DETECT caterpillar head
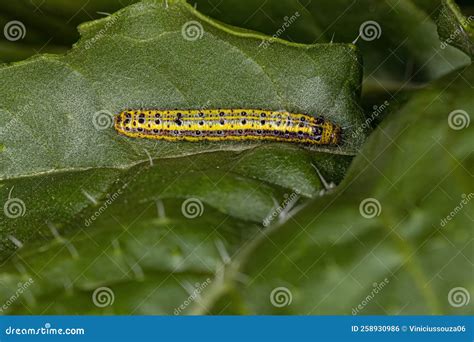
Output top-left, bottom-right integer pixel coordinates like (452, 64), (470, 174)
(321, 121), (342, 146)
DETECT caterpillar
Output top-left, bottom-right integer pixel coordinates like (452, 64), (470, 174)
(114, 109), (342, 145)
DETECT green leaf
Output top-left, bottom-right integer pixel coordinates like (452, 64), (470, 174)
(0, 0), (364, 313)
(198, 65), (474, 315)
(0, 0), (139, 48)
(436, 0), (474, 58)
(190, 0), (471, 91)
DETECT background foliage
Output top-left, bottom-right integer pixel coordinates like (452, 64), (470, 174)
(0, 0), (472, 315)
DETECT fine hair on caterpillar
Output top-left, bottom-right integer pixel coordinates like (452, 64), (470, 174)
(114, 108), (342, 146)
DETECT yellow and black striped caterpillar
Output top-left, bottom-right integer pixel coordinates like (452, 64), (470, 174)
(114, 109), (342, 145)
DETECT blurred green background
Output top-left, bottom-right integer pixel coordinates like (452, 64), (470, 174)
(0, 0), (472, 315)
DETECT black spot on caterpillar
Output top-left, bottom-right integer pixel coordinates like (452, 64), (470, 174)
(114, 109), (342, 145)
